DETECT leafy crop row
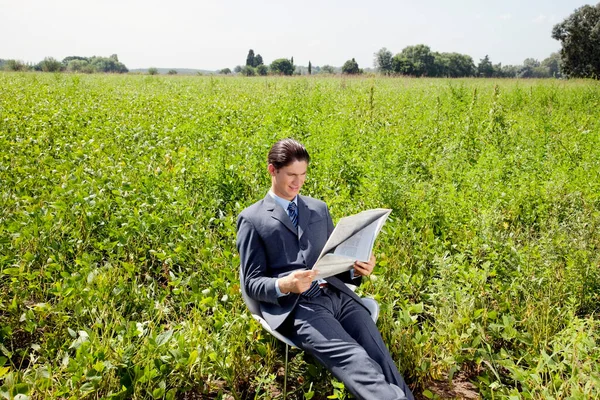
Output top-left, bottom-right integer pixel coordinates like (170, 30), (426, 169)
(1, 73), (599, 399)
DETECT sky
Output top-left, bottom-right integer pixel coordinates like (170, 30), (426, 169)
(0, 0), (590, 71)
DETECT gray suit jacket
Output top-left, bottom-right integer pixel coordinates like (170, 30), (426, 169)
(237, 194), (364, 330)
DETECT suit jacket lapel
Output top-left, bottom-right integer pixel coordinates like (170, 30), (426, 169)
(264, 194), (297, 235)
(297, 196), (310, 240)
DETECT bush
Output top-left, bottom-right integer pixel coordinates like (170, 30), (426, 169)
(37, 57), (63, 72)
(148, 67), (158, 75)
(256, 64), (268, 76)
(269, 58), (294, 75)
(3, 59), (29, 72)
(241, 66), (256, 76)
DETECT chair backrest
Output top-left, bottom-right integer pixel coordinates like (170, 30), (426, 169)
(239, 268), (263, 317)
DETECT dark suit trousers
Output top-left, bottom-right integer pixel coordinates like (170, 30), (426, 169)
(278, 287), (414, 400)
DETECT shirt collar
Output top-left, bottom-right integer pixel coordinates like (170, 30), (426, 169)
(268, 190), (297, 212)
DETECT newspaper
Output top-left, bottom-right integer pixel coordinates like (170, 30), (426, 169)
(312, 208), (391, 280)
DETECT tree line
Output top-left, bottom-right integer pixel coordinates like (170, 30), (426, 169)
(372, 46), (562, 78)
(2, 3), (598, 79)
(0, 54), (128, 73)
(223, 4), (599, 79)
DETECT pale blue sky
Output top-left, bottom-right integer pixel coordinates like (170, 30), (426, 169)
(0, 0), (590, 70)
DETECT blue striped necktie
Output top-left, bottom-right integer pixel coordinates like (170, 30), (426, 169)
(287, 201), (298, 228)
(288, 201), (320, 297)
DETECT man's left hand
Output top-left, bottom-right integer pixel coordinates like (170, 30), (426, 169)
(353, 254), (376, 277)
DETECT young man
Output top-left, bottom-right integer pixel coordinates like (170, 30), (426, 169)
(237, 138), (414, 400)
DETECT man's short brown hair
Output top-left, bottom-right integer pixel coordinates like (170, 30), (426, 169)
(267, 138), (310, 169)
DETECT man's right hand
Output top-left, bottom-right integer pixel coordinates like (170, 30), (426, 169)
(277, 270), (317, 294)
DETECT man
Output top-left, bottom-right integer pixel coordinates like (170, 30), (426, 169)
(237, 138), (414, 400)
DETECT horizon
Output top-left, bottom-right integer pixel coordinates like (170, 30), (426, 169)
(0, 0), (590, 71)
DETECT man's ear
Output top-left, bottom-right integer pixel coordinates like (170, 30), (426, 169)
(268, 164), (276, 177)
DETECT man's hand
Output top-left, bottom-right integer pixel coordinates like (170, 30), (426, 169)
(353, 254), (376, 277)
(278, 270), (317, 294)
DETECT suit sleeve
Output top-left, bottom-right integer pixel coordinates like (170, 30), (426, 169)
(237, 214), (280, 304)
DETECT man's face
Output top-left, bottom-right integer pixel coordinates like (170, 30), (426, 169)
(269, 160), (307, 201)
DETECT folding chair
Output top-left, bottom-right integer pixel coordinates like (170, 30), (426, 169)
(239, 269), (379, 398)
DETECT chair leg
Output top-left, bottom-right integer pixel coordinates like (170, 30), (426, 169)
(283, 343), (289, 398)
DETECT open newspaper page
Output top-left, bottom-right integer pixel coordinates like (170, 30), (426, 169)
(312, 209), (391, 280)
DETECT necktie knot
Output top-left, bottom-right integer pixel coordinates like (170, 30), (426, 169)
(287, 201), (298, 228)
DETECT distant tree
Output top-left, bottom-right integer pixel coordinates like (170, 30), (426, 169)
(291, 56), (294, 66)
(552, 3), (600, 78)
(517, 58), (540, 78)
(256, 64), (268, 76)
(37, 57), (63, 72)
(499, 64), (519, 78)
(391, 54), (414, 75)
(342, 58), (360, 74)
(308, 61), (312, 75)
(3, 59), (29, 71)
(246, 49), (255, 67)
(541, 52), (562, 77)
(270, 58), (294, 75)
(148, 67), (159, 75)
(399, 45), (435, 76)
(255, 54), (263, 66)
(67, 60), (93, 73)
(241, 65), (256, 76)
(220, 67), (232, 75)
(62, 56), (89, 66)
(440, 52), (475, 77)
(88, 55), (128, 73)
(477, 55), (494, 77)
(321, 65), (335, 74)
(167, 69), (178, 75)
(374, 47), (393, 75)
(234, 65), (242, 73)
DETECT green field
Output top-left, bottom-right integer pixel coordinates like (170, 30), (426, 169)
(1, 72), (599, 399)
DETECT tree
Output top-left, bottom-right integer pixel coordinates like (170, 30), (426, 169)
(256, 64), (268, 76)
(478, 55), (494, 77)
(234, 65), (242, 73)
(255, 54), (263, 66)
(67, 60), (92, 73)
(220, 67), (232, 75)
(167, 69), (177, 75)
(3, 59), (29, 71)
(88, 55), (128, 73)
(391, 54), (414, 75)
(321, 65), (335, 74)
(438, 52), (476, 77)
(393, 45), (435, 76)
(37, 57), (63, 72)
(342, 58), (360, 74)
(308, 61), (312, 75)
(148, 67), (158, 75)
(541, 52), (562, 77)
(246, 49), (255, 67)
(241, 65), (256, 76)
(62, 56), (89, 66)
(270, 58), (294, 75)
(552, 3), (600, 78)
(373, 47), (393, 75)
